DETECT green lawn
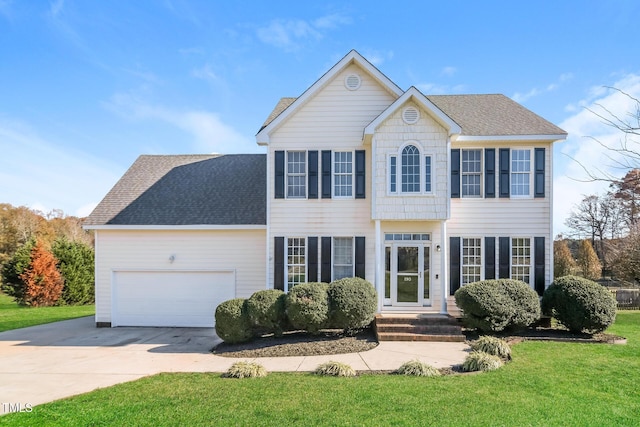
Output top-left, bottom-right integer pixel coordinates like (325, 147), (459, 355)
(0, 292), (94, 332)
(2, 312), (638, 426)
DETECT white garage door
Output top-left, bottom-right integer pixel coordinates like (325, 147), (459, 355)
(112, 270), (235, 327)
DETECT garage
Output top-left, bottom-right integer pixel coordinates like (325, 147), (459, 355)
(112, 270), (235, 327)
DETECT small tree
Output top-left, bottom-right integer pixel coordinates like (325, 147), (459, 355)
(0, 238), (35, 304)
(52, 238), (95, 305)
(554, 239), (577, 278)
(20, 241), (64, 307)
(576, 239), (602, 280)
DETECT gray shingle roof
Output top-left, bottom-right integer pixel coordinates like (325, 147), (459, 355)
(85, 154), (266, 226)
(260, 94), (566, 137)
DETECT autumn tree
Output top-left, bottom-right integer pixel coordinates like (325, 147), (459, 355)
(576, 239), (602, 281)
(610, 227), (640, 284)
(19, 241), (64, 307)
(52, 238), (95, 305)
(554, 240), (577, 278)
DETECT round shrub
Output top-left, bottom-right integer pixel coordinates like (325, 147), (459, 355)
(541, 275), (617, 333)
(214, 298), (252, 344)
(470, 336), (511, 360)
(246, 289), (288, 336)
(454, 279), (541, 332)
(395, 360), (441, 377)
(286, 282), (330, 333)
(328, 277), (377, 331)
(462, 351), (504, 372)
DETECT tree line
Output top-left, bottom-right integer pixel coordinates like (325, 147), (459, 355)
(0, 204), (94, 306)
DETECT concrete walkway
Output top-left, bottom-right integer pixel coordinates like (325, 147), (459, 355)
(0, 316), (469, 409)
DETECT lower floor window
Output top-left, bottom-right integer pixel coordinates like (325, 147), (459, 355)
(511, 237), (531, 283)
(287, 237), (306, 290)
(333, 237), (354, 280)
(462, 238), (482, 284)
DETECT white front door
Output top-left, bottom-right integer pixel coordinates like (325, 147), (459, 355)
(388, 244), (431, 306)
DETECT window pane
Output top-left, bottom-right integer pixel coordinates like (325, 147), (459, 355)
(461, 149), (481, 197)
(287, 151), (306, 198)
(462, 238), (482, 285)
(333, 237), (353, 280)
(425, 155), (432, 193)
(511, 150), (531, 196)
(390, 156), (397, 193)
(287, 238), (306, 289)
(511, 238), (531, 284)
(334, 152), (353, 197)
(401, 145), (420, 192)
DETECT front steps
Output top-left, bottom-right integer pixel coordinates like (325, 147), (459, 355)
(374, 314), (465, 342)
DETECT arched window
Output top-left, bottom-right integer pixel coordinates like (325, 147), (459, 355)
(401, 145), (420, 192)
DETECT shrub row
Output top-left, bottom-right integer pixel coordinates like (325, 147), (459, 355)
(454, 276), (616, 334)
(215, 278), (377, 343)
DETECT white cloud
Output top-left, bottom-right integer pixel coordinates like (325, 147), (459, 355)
(0, 0), (12, 19)
(0, 117), (122, 217)
(513, 72), (574, 103)
(104, 91), (254, 154)
(553, 73), (640, 236)
(191, 64), (219, 82)
(50, 0), (64, 18)
(361, 49), (394, 66)
(256, 13), (351, 51)
(441, 66), (457, 76)
(416, 82), (466, 95)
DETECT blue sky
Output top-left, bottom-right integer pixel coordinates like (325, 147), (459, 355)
(1, 1), (639, 235)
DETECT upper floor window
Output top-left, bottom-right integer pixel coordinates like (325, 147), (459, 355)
(401, 145), (420, 192)
(287, 151), (306, 198)
(511, 149), (531, 197)
(333, 152), (353, 197)
(462, 149), (482, 197)
(389, 144), (433, 195)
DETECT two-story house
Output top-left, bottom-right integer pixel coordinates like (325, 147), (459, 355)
(84, 50), (566, 328)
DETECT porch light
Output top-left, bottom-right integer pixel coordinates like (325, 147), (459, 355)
(436, 245), (441, 252)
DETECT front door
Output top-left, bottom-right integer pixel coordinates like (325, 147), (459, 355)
(389, 245), (431, 306)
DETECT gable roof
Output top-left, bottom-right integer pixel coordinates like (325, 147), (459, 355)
(84, 154), (266, 227)
(427, 94), (567, 140)
(256, 49), (403, 144)
(364, 86), (462, 140)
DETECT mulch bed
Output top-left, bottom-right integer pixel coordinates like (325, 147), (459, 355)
(212, 328), (378, 358)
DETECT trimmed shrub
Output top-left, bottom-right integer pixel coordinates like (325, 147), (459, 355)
(223, 362), (267, 379)
(0, 239), (35, 304)
(542, 275), (617, 333)
(314, 361), (356, 377)
(286, 282), (330, 333)
(470, 336), (511, 360)
(52, 238), (95, 305)
(328, 277), (377, 331)
(215, 298), (252, 344)
(454, 279), (541, 332)
(462, 351), (504, 372)
(246, 289), (288, 336)
(395, 360), (441, 377)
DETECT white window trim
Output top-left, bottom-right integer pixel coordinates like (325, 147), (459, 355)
(461, 148), (483, 199)
(286, 150), (307, 200)
(387, 143), (435, 196)
(510, 237), (533, 286)
(461, 237), (483, 285)
(332, 237), (355, 281)
(332, 151), (354, 199)
(285, 237), (306, 292)
(510, 147), (534, 199)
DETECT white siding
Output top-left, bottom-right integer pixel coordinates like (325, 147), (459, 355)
(95, 229), (266, 324)
(373, 101), (449, 220)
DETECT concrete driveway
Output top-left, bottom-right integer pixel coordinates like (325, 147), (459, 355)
(0, 316), (469, 410)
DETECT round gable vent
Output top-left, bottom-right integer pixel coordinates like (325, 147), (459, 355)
(402, 107), (420, 124)
(345, 74), (361, 90)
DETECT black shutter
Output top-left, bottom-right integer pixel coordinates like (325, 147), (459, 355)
(321, 237), (332, 282)
(355, 150), (366, 199)
(321, 150), (332, 199)
(451, 149), (460, 198)
(355, 237), (365, 279)
(274, 237), (285, 290)
(449, 237), (461, 295)
(485, 237), (496, 280)
(499, 237), (510, 278)
(535, 148), (545, 198)
(535, 237), (545, 295)
(308, 237), (318, 283)
(275, 151), (285, 199)
(499, 148), (510, 198)
(485, 148), (496, 198)
(308, 151), (318, 199)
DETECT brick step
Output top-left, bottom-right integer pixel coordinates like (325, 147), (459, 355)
(376, 332), (466, 342)
(375, 324), (462, 334)
(375, 314), (460, 326)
